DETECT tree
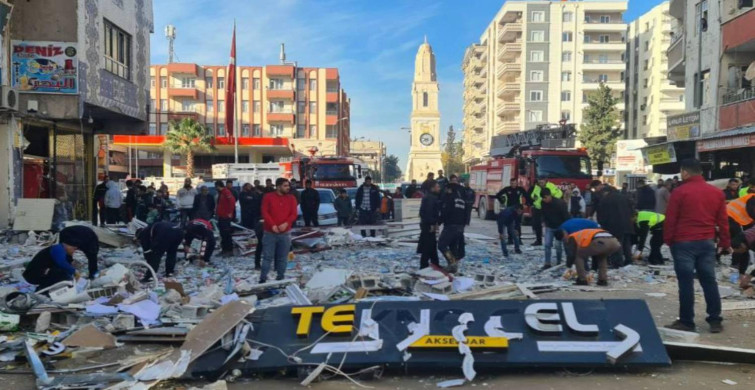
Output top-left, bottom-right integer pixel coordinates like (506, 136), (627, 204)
(579, 83), (622, 176)
(442, 125), (465, 177)
(382, 155), (402, 183)
(163, 118), (215, 178)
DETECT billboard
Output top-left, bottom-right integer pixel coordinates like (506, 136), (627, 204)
(11, 41), (78, 94)
(666, 111), (700, 142)
(615, 139), (647, 172)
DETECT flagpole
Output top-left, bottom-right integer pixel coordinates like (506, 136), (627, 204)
(232, 20), (239, 164)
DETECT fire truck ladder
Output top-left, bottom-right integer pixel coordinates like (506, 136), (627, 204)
(489, 123), (577, 157)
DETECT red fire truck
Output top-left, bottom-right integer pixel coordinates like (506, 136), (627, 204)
(470, 123), (593, 220)
(280, 148), (367, 189)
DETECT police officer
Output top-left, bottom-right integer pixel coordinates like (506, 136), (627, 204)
(529, 179), (563, 246)
(137, 221), (184, 281)
(183, 219), (216, 264)
(635, 211), (666, 265)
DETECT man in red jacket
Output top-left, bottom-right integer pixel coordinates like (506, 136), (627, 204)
(215, 180), (236, 257)
(259, 178), (298, 283)
(664, 159), (731, 334)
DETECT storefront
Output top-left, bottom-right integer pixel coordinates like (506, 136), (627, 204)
(696, 126), (755, 179)
(640, 111), (701, 175)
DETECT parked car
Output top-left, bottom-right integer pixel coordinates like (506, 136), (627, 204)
(295, 188), (338, 227)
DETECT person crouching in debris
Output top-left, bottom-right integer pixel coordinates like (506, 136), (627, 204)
(497, 205), (523, 259)
(558, 226), (620, 286)
(183, 219), (216, 265)
(437, 176), (467, 273)
(726, 193), (755, 274)
(731, 226), (755, 289)
(136, 221), (184, 281)
(23, 225), (100, 291)
(418, 181), (441, 268)
(259, 178), (298, 284)
(634, 210), (666, 265)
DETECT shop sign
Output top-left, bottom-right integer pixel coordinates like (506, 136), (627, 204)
(11, 41), (78, 94)
(666, 112), (701, 142)
(697, 134), (755, 152)
(190, 300), (670, 376)
(615, 140), (647, 172)
(642, 143), (677, 165)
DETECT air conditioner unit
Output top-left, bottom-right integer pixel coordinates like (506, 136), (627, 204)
(0, 86), (18, 111)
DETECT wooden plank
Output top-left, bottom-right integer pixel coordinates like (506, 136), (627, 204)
(722, 300), (755, 311)
(13, 199), (55, 231)
(450, 285), (519, 300)
(516, 284), (539, 300)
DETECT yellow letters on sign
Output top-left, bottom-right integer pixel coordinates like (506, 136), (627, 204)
(410, 335), (509, 349)
(291, 306), (325, 337)
(322, 304), (355, 334)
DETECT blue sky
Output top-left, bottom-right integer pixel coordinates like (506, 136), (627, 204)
(151, 0), (665, 167)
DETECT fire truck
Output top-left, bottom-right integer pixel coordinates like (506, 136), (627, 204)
(280, 148), (367, 189)
(469, 123), (593, 220)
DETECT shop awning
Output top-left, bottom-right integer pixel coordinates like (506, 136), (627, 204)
(697, 126), (755, 152)
(639, 139), (697, 174)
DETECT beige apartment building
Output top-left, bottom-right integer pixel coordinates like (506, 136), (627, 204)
(625, 1), (685, 140)
(350, 140), (386, 174)
(462, 0), (628, 167)
(109, 63), (350, 177)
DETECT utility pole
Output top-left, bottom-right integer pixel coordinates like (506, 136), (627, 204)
(165, 25), (176, 63)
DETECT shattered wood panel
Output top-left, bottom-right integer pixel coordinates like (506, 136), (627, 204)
(13, 199), (56, 231)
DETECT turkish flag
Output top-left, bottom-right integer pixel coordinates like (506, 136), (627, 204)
(224, 24), (236, 142)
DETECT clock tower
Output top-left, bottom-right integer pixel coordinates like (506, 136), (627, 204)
(405, 37), (443, 182)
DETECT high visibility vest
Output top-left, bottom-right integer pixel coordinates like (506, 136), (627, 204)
(567, 229), (609, 248)
(727, 194), (755, 226)
(532, 182), (563, 209)
(741, 187), (754, 197)
(637, 211), (665, 228)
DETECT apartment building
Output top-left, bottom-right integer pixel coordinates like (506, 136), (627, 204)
(110, 64), (350, 178)
(462, 0), (628, 168)
(350, 140), (386, 174)
(625, 2), (685, 140)
(654, 0), (755, 177)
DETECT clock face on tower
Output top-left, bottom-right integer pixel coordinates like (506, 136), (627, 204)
(419, 133), (434, 146)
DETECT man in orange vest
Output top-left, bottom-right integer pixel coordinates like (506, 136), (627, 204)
(562, 228), (621, 286)
(727, 194), (755, 275)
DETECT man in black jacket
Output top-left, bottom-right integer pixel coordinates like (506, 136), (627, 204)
(597, 186), (635, 267)
(495, 178), (528, 243)
(300, 180), (321, 227)
(541, 188), (570, 270)
(417, 182), (441, 268)
(635, 179), (656, 211)
(463, 180), (476, 226)
(421, 172), (436, 193)
(239, 183), (262, 230)
(183, 219), (216, 264)
(93, 175), (109, 226)
(437, 179), (467, 273)
(405, 180), (419, 198)
(356, 176), (381, 237)
(137, 221), (184, 281)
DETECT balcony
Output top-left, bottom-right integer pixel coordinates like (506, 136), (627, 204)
(669, 0), (686, 19)
(266, 65), (295, 77)
(166, 63), (198, 75)
(326, 92), (340, 102)
(325, 68), (339, 80)
(496, 120), (520, 134)
(667, 31), (685, 86)
(498, 62), (521, 78)
(720, 87), (755, 131)
(722, 6), (755, 51)
(498, 80), (521, 97)
(582, 20), (627, 32)
(165, 111), (199, 122)
(499, 42), (522, 60)
(267, 110), (295, 123)
(167, 86), (199, 99)
(659, 98), (685, 111)
(582, 78), (625, 90)
(498, 22), (522, 43)
(496, 100), (520, 116)
(267, 89), (295, 100)
(583, 41), (626, 52)
(582, 59), (625, 71)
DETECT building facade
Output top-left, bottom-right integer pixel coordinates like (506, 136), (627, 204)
(0, 0), (153, 228)
(350, 140), (385, 175)
(109, 63), (350, 178)
(462, 0), (628, 168)
(406, 39), (443, 182)
(625, 1), (685, 140)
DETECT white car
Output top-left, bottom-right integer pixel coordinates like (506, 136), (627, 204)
(295, 188), (338, 227)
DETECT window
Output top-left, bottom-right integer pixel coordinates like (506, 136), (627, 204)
(563, 12), (573, 22)
(598, 74), (608, 83)
(563, 32), (573, 42)
(561, 72), (571, 81)
(181, 99), (195, 112)
(696, 0), (708, 34)
(531, 11), (545, 22)
(160, 77), (167, 88)
(253, 101), (260, 113)
(529, 90), (543, 101)
(271, 124), (284, 136)
(269, 101), (284, 113)
(309, 101), (317, 112)
(423, 92), (428, 107)
(205, 77), (213, 89)
(149, 123), (156, 135)
(531, 30), (545, 42)
(561, 91), (571, 102)
(530, 50), (544, 62)
(644, 59), (649, 70)
(150, 76), (155, 87)
(206, 100), (213, 113)
(180, 77), (195, 88)
(326, 125), (338, 138)
(242, 124), (250, 137)
(528, 110), (543, 122)
(218, 77), (225, 89)
(252, 124), (261, 137)
(298, 101), (306, 113)
(253, 77), (260, 89)
(643, 115), (648, 125)
(269, 78), (284, 90)
(561, 111), (571, 121)
(599, 35), (610, 43)
(297, 78), (305, 90)
(600, 15), (611, 23)
(218, 124), (226, 136)
(296, 125), (306, 138)
(242, 101), (249, 113)
(150, 99), (155, 110)
(310, 125), (317, 138)
(644, 41), (650, 51)
(679, 94), (685, 102)
(562, 51), (572, 62)
(598, 54), (608, 64)
(241, 77), (249, 90)
(160, 99), (167, 111)
(530, 70), (544, 82)
(104, 20), (132, 80)
(584, 35), (593, 43)
(309, 79), (317, 91)
(643, 78), (649, 88)
(160, 123), (168, 134)
(218, 100), (225, 112)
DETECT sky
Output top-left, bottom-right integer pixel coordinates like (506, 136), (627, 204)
(151, 0), (666, 168)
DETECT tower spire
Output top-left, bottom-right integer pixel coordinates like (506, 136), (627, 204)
(424, 34), (427, 44)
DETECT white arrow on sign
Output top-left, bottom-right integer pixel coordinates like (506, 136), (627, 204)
(536, 323), (642, 365)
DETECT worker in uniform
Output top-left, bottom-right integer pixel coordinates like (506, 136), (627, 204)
(726, 193), (755, 274)
(183, 219), (216, 264)
(417, 182), (441, 268)
(496, 178), (528, 244)
(437, 177), (468, 273)
(635, 210), (666, 265)
(529, 179), (563, 246)
(739, 180), (755, 198)
(731, 225), (755, 289)
(137, 221), (184, 281)
(562, 228), (621, 286)
(22, 225), (101, 291)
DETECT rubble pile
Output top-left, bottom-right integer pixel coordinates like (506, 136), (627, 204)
(0, 221), (752, 388)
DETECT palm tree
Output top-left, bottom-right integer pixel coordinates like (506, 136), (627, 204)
(163, 118), (215, 178)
